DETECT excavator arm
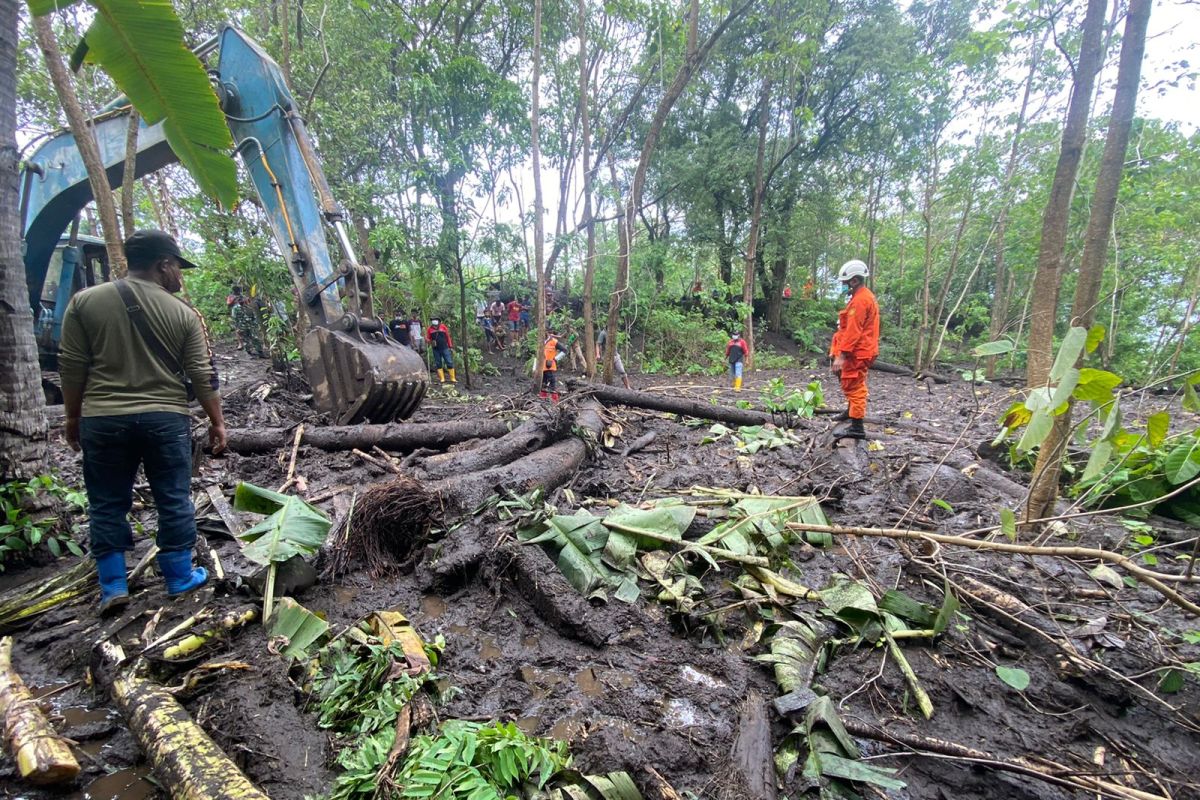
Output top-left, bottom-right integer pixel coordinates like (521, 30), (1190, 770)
(20, 24), (427, 423)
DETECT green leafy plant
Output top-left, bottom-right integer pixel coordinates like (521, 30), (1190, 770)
(0, 475), (88, 569)
(760, 378), (824, 426)
(232, 482), (332, 621)
(392, 720), (571, 800)
(701, 423), (802, 453)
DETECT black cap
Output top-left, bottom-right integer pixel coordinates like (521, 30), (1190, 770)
(124, 229), (199, 270)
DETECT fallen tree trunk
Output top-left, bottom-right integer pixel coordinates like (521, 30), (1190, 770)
(93, 641), (270, 800)
(568, 380), (802, 429)
(433, 403), (605, 514)
(223, 418), (512, 454)
(413, 410), (573, 480)
(0, 637), (80, 785)
(872, 359), (950, 384)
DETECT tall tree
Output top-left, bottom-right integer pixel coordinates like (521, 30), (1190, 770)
(0, 1), (49, 479)
(1023, 0), (1107, 387)
(578, 0), (598, 378)
(602, 0), (753, 382)
(531, 0), (546, 390)
(32, 14), (126, 273)
(1025, 0), (1153, 521)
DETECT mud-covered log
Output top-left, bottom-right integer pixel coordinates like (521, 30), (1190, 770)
(433, 403), (605, 514)
(731, 690), (777, 800)
(871, 359), (949, 384)
(568, 380), (797, 428)
(93, 641), (270, 800)
(413, 410), (573, 479)
(0, 637), (80, 785)
(223, 418), (512, 454)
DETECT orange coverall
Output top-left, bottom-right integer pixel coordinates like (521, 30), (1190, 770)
(830, 285), (880, 420)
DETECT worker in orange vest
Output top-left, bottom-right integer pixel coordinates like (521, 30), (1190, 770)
(830, 260), (879, 440)
(540, 328), (567, 402)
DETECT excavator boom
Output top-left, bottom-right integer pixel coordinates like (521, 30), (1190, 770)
(20, 25), (427, 424)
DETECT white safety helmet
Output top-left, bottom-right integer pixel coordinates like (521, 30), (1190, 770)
(838, 259), (869, 282)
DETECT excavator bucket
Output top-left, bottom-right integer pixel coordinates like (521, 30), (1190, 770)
(301, 328), (428, 424)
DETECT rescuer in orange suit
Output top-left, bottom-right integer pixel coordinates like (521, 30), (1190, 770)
(830, 259), (879, 440)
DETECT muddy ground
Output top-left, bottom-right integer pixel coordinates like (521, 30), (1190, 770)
(2, 340), (1198, 800)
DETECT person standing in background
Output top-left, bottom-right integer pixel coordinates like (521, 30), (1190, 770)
(829, 259), (880, 440)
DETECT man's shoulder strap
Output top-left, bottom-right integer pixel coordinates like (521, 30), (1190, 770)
(113, 279), (185, 376)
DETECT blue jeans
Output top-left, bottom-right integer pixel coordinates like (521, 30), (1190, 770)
(729, 361), (744, 379)
(432, 345), (454, 369)
(80, 412), (196, 558)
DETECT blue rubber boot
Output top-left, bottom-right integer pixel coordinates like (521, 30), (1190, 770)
(156, 550), (208, 597)
(95, 552), (129, 617)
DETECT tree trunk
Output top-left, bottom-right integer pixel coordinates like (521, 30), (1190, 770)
(578, 0), (597, 379)
(914, 140), (939, 372)
(120, 110), (139, 239)
(766, 255), (787, 332)
(741, 76), (771, 371)
(0, 4), (49, 480)
(1023, 0), (1107, 387)
(603, 0), (752, 383)
(1025, 0), (1151, 522)
(986, 31), (1045, 378)
(531, 0), (546, 392)
(94, 641), (270, 800)
(0, 638), (79, 784)
(223, 418), (510, 454)
(568, 379), (803, 429)
(32, 15), (126, 275)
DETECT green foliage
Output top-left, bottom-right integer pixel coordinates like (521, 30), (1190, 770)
(640, 306), (731, 376)
(316, 634), (446, 800)
(232, 482), (332, 566)
(760, 378), (824, 425)
(0, 475), (87, 568)
(393, 720), (571, 800)
(30, 0), (238, 208)
(701, 423), (802, 454)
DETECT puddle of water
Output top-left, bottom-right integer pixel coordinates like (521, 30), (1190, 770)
(331, 586), (357, 605)
(60, 707), (119, 727)
(478, 635), (502, 661)
(420, 595), (448, 619)
(31, 682), (74, 699)
(446, 624), (473, 637)
(516, 716), (541, 734)
(574, 668), (603, 698)
(608, 671), (636, 689)
(663, 698), (702, 728)
(548, 715), (585, 741)
(75, 767), (156, 800)
(679, 665), (726, 690)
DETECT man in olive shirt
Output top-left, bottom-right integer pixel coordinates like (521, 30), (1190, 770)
(60, 230), (227, 615)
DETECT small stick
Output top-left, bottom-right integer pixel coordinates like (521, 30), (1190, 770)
(209, 549), (224, 581)
(278, 424), (304, 493)
(307, 485), (351, 504)
(352, 448), (400, 474)
(884, 631), (933, 719)
(370, 446), (402, 471)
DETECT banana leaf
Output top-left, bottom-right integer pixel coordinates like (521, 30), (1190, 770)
(233, 482), (331, 566)
(268, 598), (329, 660)
(30, 0), (238, 209)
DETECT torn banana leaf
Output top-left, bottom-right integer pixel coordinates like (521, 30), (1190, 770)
(754, 618), (827, 694)
(267, 597), (329, 660)
(641, 552), (700, 614)
(878, 589), (936, 628)
(602, 504), (696, 547)
(819, 574), (882, 639)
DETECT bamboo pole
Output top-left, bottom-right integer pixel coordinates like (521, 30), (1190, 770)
(783, 521), (1200, 616)
(95, 641), (270, 800)
(0, 637), (80, 785)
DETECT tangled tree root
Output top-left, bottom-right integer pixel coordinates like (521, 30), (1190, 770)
(322, 476), (440, 579)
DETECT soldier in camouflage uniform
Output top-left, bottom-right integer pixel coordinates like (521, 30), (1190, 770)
(231, 298), (264, 357)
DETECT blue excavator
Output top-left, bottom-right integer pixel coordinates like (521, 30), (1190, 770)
(20, 25), (428, 424)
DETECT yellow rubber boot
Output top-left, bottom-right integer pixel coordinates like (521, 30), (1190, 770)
(734, 376), (743, 391)
(437, 368), (445, 383)
(448, 368), (457, 383)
